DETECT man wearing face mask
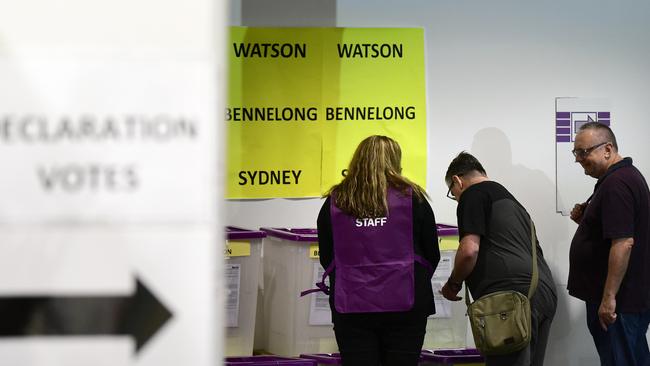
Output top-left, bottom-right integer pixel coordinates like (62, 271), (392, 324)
(568, 122), (650, 366)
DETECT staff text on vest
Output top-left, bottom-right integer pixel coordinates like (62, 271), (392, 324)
(356, 217), (387, 227)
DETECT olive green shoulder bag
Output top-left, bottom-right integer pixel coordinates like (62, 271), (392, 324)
(465, 220), (538, 355)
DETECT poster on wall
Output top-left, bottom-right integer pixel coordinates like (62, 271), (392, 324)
(226, 27), (427, 199)
(555, 97), (611, 215)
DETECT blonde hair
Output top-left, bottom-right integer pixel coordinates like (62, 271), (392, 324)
(326, 135), (428, 218)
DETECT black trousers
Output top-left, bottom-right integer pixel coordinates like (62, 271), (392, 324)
(333, 313), (427, 366)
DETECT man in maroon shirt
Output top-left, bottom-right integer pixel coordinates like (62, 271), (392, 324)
(568, 122), (650, 366)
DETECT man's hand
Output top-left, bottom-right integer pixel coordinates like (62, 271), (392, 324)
(440, 281), (462, 301)
(598, 296), (617, 331)
(599, 237), (633, 330)
(570, 202), (587, 224)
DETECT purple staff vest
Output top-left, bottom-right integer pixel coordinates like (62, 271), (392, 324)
(302, 188), (433, 313)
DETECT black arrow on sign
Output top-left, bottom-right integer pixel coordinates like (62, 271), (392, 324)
(0, 278), (171, 353)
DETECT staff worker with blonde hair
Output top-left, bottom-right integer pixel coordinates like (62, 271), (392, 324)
(309, 135), (440, 366)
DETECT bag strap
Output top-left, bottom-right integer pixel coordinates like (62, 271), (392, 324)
(527, 219), (538, 299)
(463, 217), (538, 305)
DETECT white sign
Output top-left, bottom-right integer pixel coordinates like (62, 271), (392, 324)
(0, 226), (217, 366)
(0, 0), (224, 365)
(555, 97), (611, 215)
(0, 54), (216, 223)
(430, 252), (453, 319)
(309, 263), (332, 325)
(225, 264), (242, 327)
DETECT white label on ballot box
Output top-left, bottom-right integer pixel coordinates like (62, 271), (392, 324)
(225, 263), (241, 327)
(430, 252), (453, 318)
(309, 263), (331, 325)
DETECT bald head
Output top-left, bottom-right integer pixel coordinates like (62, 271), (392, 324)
(577, 122), (618, 151)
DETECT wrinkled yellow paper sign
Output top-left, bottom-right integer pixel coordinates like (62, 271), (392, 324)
(227, 27), (427, 199)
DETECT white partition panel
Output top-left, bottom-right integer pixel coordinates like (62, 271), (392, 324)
(0, 0), (225, 365)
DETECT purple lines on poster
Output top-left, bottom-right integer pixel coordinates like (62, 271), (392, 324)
(555, 111), (610, 142)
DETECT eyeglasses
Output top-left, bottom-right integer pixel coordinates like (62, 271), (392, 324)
(446, 185), (456, 201)
(571, 142), (609, 159)
(446, 176), (461, 201)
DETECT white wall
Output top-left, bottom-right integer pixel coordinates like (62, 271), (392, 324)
(227, 1), (650, 364)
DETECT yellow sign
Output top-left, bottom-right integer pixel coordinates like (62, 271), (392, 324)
(227, 27), (427, 198)
(309, 243), (320, 258)
(320, 28), (427, 192)
(225, 240), (251, 257)
(439, 236), (460, 251)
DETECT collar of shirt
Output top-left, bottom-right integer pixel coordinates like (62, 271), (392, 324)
(594, 157), (633, 193)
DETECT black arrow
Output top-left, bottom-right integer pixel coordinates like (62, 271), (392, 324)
(0, 278), (172, 353)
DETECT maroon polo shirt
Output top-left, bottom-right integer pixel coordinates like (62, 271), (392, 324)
(568, 157), (650, 312)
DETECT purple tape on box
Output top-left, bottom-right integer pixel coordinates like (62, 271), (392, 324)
(260, 227), (318, 242)
(224, 355), (317, 366)
(260, 226), (456, 243)
(436, 223), (459, 237)
(226, 226), (267, 240)
(299, 353), (342, 365)
(420, 348), (484, 364)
